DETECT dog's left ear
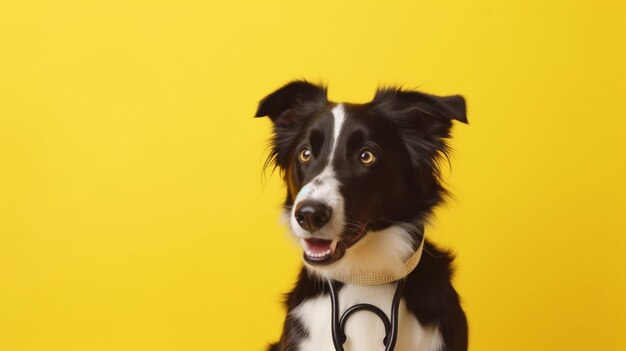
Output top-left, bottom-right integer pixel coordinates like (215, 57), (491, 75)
(434, 94), (468, 124)
(372, 88), (468, 141)
(373, 88), (468, 125)
(372, 88), (468, 172)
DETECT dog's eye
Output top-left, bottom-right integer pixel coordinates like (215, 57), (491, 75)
(359, 149), (376, 165)
(299, 147), (312, 163)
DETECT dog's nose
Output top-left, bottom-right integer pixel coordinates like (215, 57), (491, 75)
(295, 201), (332, 232)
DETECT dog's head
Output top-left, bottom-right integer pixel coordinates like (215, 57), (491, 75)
(256, 81), (467, 279)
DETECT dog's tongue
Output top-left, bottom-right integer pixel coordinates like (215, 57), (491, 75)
(304, 238), (333, 253)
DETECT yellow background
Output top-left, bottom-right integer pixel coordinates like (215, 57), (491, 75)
(1, 1), (625, 350)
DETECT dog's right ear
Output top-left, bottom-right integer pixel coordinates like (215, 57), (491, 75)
(255, 80), (327, 124)
(256, 81), (327, 171)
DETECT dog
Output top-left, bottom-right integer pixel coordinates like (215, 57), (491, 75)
(255, 81), (468, 351)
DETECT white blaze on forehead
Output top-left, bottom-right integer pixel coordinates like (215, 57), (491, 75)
(295, 103), (347, 203)
(329, 104), (346, 161)
(290, 104), (347, 239)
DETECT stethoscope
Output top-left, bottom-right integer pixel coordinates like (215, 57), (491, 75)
(327, 278), (406, 351)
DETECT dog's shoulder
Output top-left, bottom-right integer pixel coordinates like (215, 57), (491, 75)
(403, 241), (468, 350)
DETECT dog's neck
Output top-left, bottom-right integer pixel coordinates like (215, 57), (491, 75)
(326, 232), (425, 286)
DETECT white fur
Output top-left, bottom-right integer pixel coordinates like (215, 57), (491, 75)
(289, 104), (347, 241)
(329, 104), (345, 161)
(293, 283), (444, 351)
(290, 168), (346, 241)
(304, 224), (417, 280)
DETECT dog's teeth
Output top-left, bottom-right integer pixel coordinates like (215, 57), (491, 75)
(305, 249), (332, 258)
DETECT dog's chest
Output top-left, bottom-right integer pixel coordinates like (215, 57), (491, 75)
(293, 284), (443, 351)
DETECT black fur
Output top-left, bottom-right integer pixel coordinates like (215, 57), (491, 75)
(257, 81), (468, 350)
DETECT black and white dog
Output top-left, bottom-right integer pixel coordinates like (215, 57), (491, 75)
(255, 81), (468, 351)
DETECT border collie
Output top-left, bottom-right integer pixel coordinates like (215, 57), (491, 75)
(255, 81), (468, 351)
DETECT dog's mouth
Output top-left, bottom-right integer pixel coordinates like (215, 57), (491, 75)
(302, 238), (337, 261)
(302, 223), (368, 265)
